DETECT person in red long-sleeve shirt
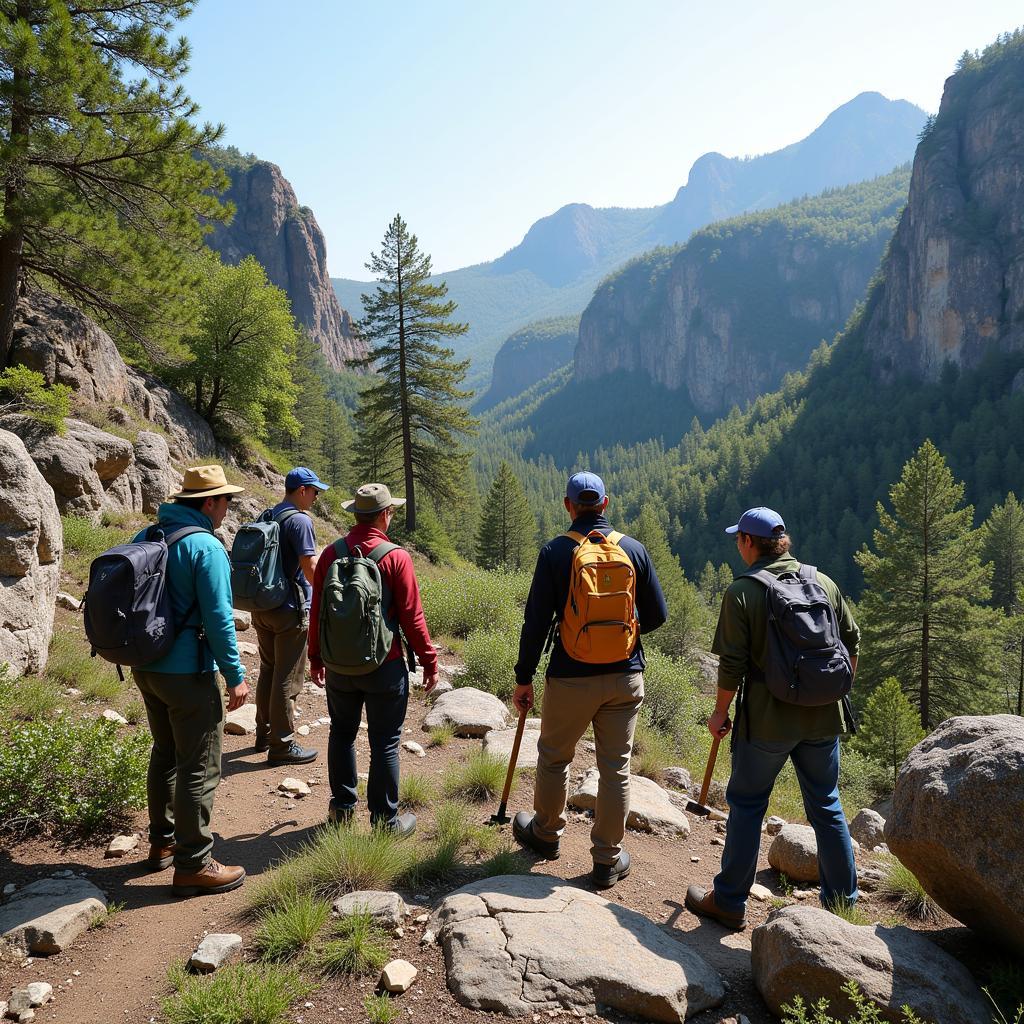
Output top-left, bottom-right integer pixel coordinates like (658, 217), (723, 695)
(309, 483), (437, 835)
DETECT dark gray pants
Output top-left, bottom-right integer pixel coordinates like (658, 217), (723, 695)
(132, 669), (224, 871)
(253, 605), (308, 756)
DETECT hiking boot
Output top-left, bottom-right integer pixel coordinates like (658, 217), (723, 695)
(171, 859), (246, 897)
(512, 811), (560, 859)
(684, 885), (746, 930)
(146, 842), (175, 871)
(386, 813), (417, 838)
(328, 802), (354, 827)
(593, 850), (631, 889)
(267, 742), (317, 766)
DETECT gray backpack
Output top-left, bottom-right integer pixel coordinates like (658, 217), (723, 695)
(745, 564), (853, 707)
(318, 538), (399, 675)
(230, 507), (302, 612)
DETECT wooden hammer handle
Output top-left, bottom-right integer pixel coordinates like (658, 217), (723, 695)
(698, 734), (722, 808)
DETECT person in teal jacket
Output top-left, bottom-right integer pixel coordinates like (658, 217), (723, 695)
(131, 465), (249, 897)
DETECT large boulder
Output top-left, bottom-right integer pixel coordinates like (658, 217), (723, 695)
(0, 430), (61, 675)
(885, 714), (1024, 957)
(430, 874), (724, 1021)
(570, 768), (690, 837)
(768, 824), (819, 883)
(423, 686), (510, 737)
(751, 905), (991, 1024)
(132, 431), (179, 512)
(482, 719), (541, 767)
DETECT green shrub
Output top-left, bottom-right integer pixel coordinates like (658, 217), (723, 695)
(0, 365), (70, 433)
(0, 672), (63, 720)
(782, 979), (928, 1023)
(877, 854), (937, 920)
(839, 747), (891, 817)
(398, 773), (436, 810)
(61, 515), (133, 582)
(641, 648), (706, 734)
(0, 717), (148, 835)
(364, 993), (399, 1024)
(254, 892), (331, 960)
(310, 910), (389, 976)
(163, 960), (309, 1024)
(45, 628), (123, 701)
(458, 628), (519, 699)
(631, 720), (676, 781)
(420, 566), (529, 637)
(442, 750), (511, 802)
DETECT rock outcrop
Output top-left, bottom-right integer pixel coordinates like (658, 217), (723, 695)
(570, 768), (690, 837)
(884, 714), (1024, 957)
(422, 687), (510, 737)
(0, 430), (61, 675)
(0, 877), (106, 954)
(861, 42), (1024, 379)
(205, 156), (364, 370)
(751, 905), (991, 1024)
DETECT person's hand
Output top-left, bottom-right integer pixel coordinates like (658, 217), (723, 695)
(707, 708), (731, 738)
(423, 667), (438, 694)
(513, 683), (534, 714)
(310, 661), (325, 688)
(226, 680), (249, 711)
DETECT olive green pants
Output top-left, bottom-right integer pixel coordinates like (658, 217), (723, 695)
(532, 671), (644, 865)
(132, 669), (224, 872)
(253, 605), (308, 756)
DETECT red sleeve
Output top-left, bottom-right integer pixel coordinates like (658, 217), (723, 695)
(382, 549), (437, 675)
(308, 543), (339, 668)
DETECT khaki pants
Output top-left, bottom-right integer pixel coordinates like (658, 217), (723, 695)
(253, 605), (308, 756)
(533, 671), (644, 865)
(133, 669), (224, 872)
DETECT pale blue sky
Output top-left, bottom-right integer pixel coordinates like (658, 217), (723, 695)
(181, 2), (1022, 278)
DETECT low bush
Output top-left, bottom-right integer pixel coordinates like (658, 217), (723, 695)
(0, 716), (148, 835)
(420, 566), (529, 638)
(163, 960), (309, 1024)
(782, 979), (927, 1023)
(442, 750), (511, 802)
(631, 720), (676, 782)
(0, 365), (70, 433)
(0, 671), (63, 721)
(838, 747), (890, 817)
(254, 892), (331, 961)
(641, 649), (707, 735)
(458, 629), (518, 699)
(877, 854), (937, 920)
(310, 910), (389, 976)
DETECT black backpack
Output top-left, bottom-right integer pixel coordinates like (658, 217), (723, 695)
(83, 524), (209, 673)
(745, 564), (853, 707)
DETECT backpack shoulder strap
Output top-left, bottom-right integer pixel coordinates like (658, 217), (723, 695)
(333, 537), (350, 558)
(274, 507), (302, 525)
(162, 525), (210, 547)
(798, 563), (819, 583)
(744, 568), (780, 589)
(564, 530), (587, 545)
(606, 530), (624, 546)
(367, 541), (399, 565)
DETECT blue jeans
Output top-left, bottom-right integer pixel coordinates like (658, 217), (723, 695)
(325, 660), (409, 827)
(713, 735), (858, 914)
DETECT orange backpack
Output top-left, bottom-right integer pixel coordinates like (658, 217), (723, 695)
(559, 529), (639, 663)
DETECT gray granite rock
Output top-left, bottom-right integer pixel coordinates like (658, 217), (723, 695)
(768, 824), (819, 883)
(189, 933), (243, 973)
(0, 878), (106, 954)
(422, 686), (509, 737)
(334, 891), (408, 930)
(482, 727), (540, 767)
(224, 703), (257, 735)
(570, 768), (689, 837)
(849, 808), (886, 849)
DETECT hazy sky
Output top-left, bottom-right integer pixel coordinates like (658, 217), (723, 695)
(181, 2), (1022, 278)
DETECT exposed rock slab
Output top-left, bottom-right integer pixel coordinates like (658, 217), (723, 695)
(570, 768), (690, 837)
(189, 933), (243, 973)
(432, 875), (723, 1020)
(482, 726), (541, 767)
(751, 905), (990, 1024)
(422, 687), (509, 737)
(133, 431), (179, 513)
(885, 714), (1024, 957)
(333, 891), (408, 930)
(0, 430), (61, 676)
(768, 824), (819, 882)
(0, 878), (107, 954)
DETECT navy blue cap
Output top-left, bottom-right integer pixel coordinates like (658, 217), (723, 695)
(566, 471), (606, 506)
(285, 467), (329, 492)
(725, 507), (785, 538)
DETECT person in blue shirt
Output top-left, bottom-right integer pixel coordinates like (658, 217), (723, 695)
(511, 472), (668, 889)
(252, 467), (328, 766)
(131, 465), (249, 897)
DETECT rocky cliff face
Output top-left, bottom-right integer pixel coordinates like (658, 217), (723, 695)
(575, 169), (909, 415)
(477, 316), (578, 411)
(206, 158), (363, 370)
(861, 43), (1024, 378)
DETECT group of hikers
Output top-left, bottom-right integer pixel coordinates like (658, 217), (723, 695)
(90, 463), (861, 926)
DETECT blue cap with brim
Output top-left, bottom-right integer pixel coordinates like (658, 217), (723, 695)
(566, 471), (606, 505)
(285, 467), (330, 492)
(725, 507), (785, 538)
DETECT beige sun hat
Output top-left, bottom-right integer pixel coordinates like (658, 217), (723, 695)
(341, 482), (406, 514)
(171, 464), (246, 500)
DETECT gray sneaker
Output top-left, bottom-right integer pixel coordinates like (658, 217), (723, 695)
(267, 742), (318, 766)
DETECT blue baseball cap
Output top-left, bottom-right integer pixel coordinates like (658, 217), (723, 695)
(725, 507), (785, 538)
(566, 471), (606, 506)
(285, 467), (330, 492)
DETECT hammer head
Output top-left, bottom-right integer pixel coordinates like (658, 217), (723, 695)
(488, 810), (511, 826)
(685, 799), (712, 817)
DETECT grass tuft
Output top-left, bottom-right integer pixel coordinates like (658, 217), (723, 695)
(477, 841), (531, 878)
(398, 773), (437, 810)
(878, 854), (938, 920)
(631, 720), (676, 782)
(822, 896), (871, 926)
(61, 515), (134, 584)
(309, 910), (389, 977)
(253, 892), (331, 961)
(364, 992), (400, 1024)
(45, 628), (123, 702)
(0, 672), (63, 721)
(442, 750), (511, 802)
(163, 960), (309, 1024)
(407, 800), (499, 884)
(426, 724), (455, 748)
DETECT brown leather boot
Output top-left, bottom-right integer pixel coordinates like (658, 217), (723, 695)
(146, 842), (175, 871)
(171, 859), (245, 897)
(684, 884), (747, 930)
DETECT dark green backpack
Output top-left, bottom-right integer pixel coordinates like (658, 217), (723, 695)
(318, 538), (399, 675)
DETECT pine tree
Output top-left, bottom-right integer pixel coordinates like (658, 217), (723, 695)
(476, 462), (537, 570)
(980, 492), (1024, 614)
(0, 0), (227, 365)
(353, 214), (476, 531)
(855, 440), (1002, 729)
(852, 676), (925, 790)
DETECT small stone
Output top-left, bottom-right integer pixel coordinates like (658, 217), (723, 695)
(237, 641), (258, 657)
(278, 778), (311, 798)
(57, 591), (81, 611)
(232, 609), (251, 632)
(402, 741), (426, 757)
(749, 883), (774, 902)
(711, 836), (724, 846)
(296, 725), (310, 737)
(189, 933), (243, 973)
(318, 716), (331, 726)
(420, 930), (435, 946)
(793, 888), (816, 900)
(359, 721), (368, 732)
(690, 856), (700, 863)
(104, 834), (138, 858)
(0, 1003), (5, 1020)
(413, 913), (429, 924)
(662, 766), (693, 792)
(334, 892), (408, 929)
(304, 1002), (314, 1009)
(381, 959), (417, 993)
(584, 741), (596, 753)
(101, 709), (128, 725)
(224, 704), (257, 735)
(394, 927), (404, 938)
(17, 1011), (34, 1023)
(765, 815), (786, 836)
(65, 688), (82, 698)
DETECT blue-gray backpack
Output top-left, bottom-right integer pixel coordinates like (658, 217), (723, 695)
(230, 507), (302, 611)
(318, 538), (399, 675)
(83, 524), (209, 672)
(745, 564), (853, 707)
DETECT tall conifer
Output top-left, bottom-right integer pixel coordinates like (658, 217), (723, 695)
(980, 492), (1024, 614)
(852, 676), (925, 789)
(476, 462), (536, 570)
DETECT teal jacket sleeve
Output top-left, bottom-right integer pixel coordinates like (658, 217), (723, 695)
(193, 539), (245, 687)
